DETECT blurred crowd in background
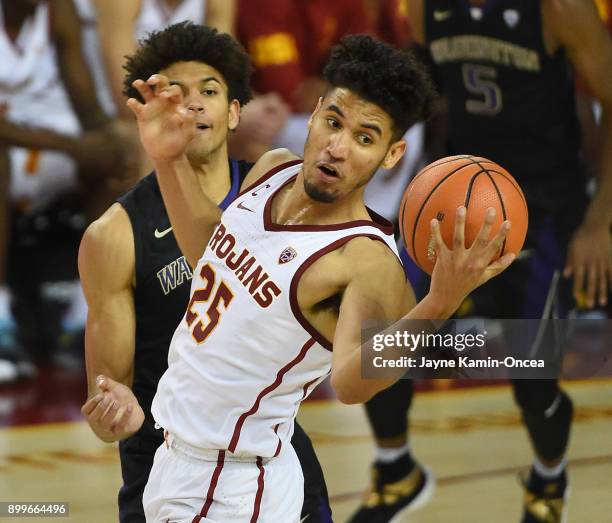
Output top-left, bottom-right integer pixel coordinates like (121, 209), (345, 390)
(0, 0), (610, 384)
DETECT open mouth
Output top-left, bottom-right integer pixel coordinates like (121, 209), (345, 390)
(196, 123), (211, 131)
(318, 164), (340, 178)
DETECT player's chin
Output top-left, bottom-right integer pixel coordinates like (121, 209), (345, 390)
(303, 179), (338, 203)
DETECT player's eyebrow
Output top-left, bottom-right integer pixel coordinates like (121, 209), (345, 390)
(168, 77), (223, 89)
(199, 76), (222, 85)
(327, 103), (382, 137)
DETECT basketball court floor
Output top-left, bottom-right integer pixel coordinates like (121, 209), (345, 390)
(1, 374), (611, 522)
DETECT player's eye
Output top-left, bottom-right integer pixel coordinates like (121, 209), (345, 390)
(357, 134), (373, 145)
(202, 89), (217, 96)
(326, 117), (340, 129)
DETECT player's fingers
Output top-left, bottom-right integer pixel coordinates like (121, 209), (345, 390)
(88, 394), (112, 422)
(586, 264), (597, 308)
(110, 403), (133, 433)
(598, 262), (608, 307)
(430, 218), (447, 255)
(572, 264), (585, 305)
(125, 98), (144, 117)
(481, 252), (516, 283)
(163, 84), (183, 104)
(96, 374), (119, 393)
(81, 394), (103, 416)
(148, 74), (170, 92)
(99, 398), (120, 423)
(131, 79), (154, 102)
(483, 220), (511, 261)
(472, 207), (496, 250)
(453, 206), (466, 249)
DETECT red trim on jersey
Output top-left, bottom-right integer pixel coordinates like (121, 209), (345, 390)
(228, 338), (315, 453)
(237, 159), (303, 198)
(301, 377), (320, 399)
(273, 424), (282, 457)
(264, 175), (394, 234)
(289, 234), (394, 351)
(250, 457), (266, 523)
(192, 450), (225, 523)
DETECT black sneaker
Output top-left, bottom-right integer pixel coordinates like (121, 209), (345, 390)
(348, 456), (435, 523)
(520, 468), (568, 523)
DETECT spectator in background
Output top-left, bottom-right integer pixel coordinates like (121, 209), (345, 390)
(0, 0), (134, 380)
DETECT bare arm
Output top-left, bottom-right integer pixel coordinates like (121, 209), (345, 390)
(331, 207), (514, 404)
(544, 0), (612, 307)
(79, 203), (144, 442)
(93, 0), (140, 118)
(206, 0), (236, 35)
(50, 0), (110, 129)
(127, 76), (223, 267)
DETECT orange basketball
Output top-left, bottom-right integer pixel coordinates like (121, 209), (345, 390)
(399, 155), (528, 275)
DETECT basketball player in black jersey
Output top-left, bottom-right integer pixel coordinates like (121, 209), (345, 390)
(349, 2), (612, 523)
(79, 23), (331, 523)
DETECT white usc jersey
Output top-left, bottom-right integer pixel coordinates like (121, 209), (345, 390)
(152, 161), (400, 457)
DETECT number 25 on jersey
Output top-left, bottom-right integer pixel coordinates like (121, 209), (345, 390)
(186, 263), (234, 344)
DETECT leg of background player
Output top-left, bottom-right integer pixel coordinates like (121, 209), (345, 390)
(348, 379), (434, 523)
(512, 380), (573, 523)
(292, 421), (333, 523)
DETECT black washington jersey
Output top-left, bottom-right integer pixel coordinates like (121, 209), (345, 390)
(424, 0), (584, 210)
(116, 158), (252, 433)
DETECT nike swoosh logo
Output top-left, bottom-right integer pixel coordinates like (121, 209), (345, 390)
(237, 201), (254, 212)
(154, 226), (173, 239)
(300, 517), (309, 522)
(434, 9), (453, 21)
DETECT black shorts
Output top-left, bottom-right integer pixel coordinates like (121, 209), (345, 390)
(118, 419), (332, 523)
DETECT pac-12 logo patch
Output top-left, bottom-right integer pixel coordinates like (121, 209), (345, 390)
(278, 247), (297, 264)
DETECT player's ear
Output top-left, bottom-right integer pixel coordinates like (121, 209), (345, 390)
(228, 99), (240, 131)
(382, 139), (407, 169)
(307, 97), (323, 129)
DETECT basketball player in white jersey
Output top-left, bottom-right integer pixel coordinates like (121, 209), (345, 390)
(89, 35), (515, 522)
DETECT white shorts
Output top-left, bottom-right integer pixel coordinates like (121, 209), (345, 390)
(9, 147), (77, 212)
(143, 433), (304, 523)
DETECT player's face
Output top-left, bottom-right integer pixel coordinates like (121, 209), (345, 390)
(302, 88), (406, 203)
(158, 61), (240, 164)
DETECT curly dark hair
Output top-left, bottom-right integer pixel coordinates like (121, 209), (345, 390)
(323, 34), (437, 140)
(123, 22), (253, 106)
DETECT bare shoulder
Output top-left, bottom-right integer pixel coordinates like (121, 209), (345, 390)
(240, 148), (302, 192)
(341, 236), (413, 316)
(342, 236), (404, 279)
(79, 203), (135, 291)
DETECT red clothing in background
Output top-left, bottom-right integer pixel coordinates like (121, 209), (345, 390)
(237, 0), (372, 109)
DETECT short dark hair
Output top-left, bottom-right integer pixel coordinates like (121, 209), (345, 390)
(123, 22), (253, 106)
(323, 34), (436, 140)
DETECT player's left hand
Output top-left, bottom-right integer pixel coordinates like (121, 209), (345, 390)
(564, 222), (612, 308)
(81, 375), (145, 443)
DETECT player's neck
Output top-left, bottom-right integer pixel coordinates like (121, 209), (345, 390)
(191, 146), (232, 207)
(273, 173), (370, 227)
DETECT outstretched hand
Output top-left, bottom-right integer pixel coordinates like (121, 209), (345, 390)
(428, 206), (516, 312)
(81, 375), (145, 443)
(126, 75), (195, 162)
